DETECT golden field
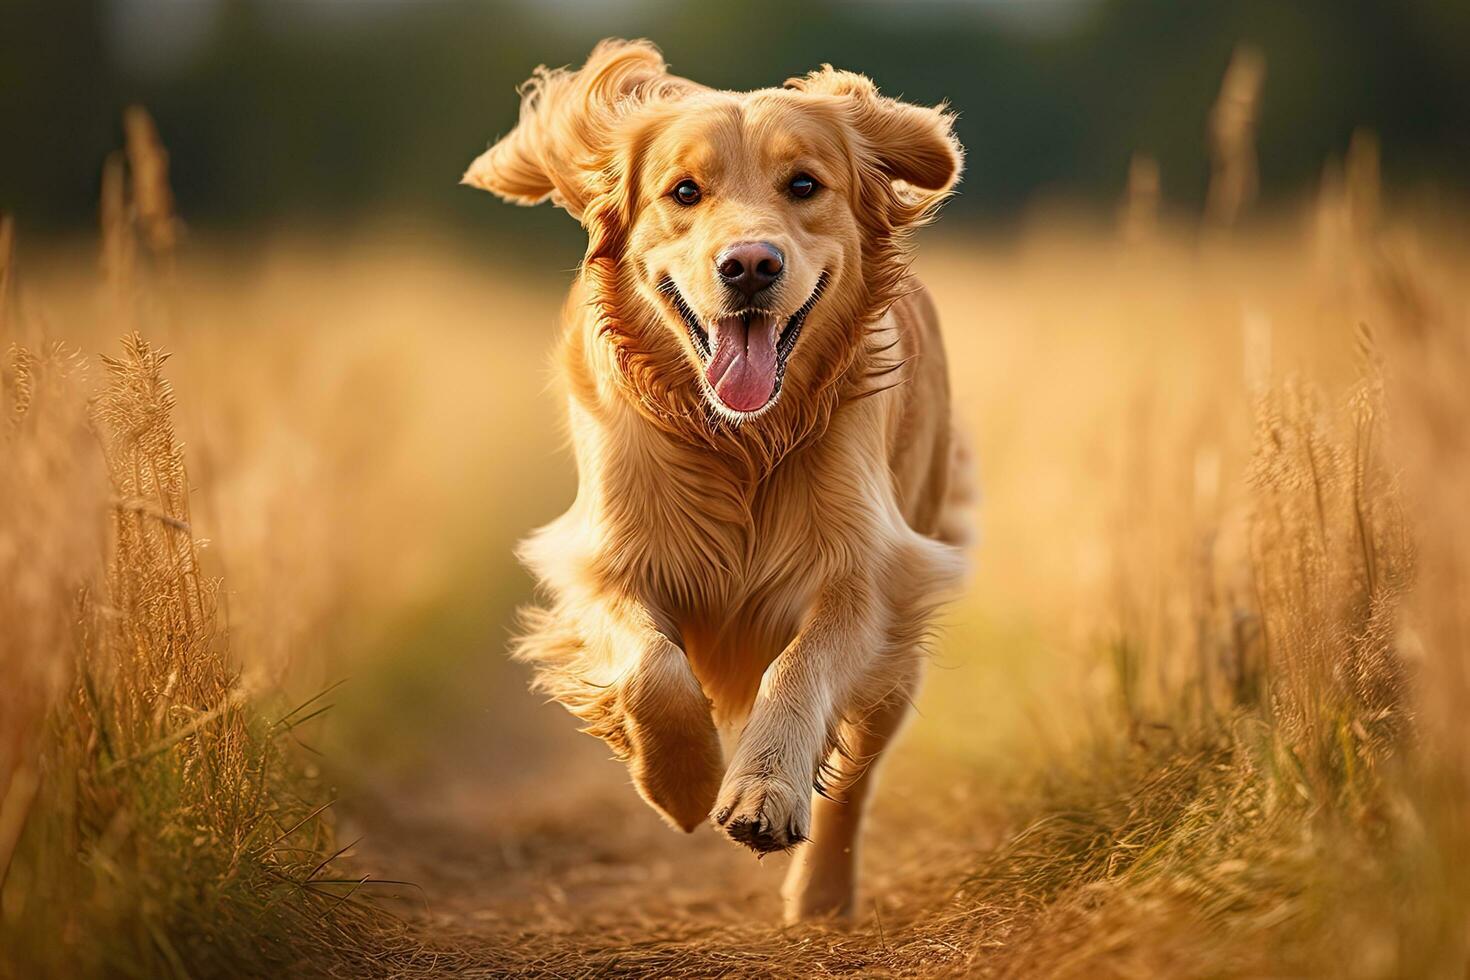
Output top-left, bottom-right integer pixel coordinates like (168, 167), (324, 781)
(3, 118), (1470, 976)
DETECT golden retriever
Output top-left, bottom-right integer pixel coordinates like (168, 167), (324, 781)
(464, 39), (968, 923)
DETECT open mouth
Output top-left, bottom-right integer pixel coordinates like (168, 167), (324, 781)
(659, 272), (828, 415)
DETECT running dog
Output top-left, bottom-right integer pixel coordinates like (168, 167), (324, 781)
(464, 39), (968, 922)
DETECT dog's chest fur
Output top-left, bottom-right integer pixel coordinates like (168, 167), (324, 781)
(516, 290), (956, 728)
(525, 391), (895, 723)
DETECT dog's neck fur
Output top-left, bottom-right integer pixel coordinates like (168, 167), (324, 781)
(571, 282), (862, 493)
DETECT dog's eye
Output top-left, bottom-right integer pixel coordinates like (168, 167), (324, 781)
(672, 180), (702, 206)
(789, 174), (818, 199)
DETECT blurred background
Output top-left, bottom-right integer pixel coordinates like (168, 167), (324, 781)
(4, 0), (1468, 242)
(5, 2), (1470, 974)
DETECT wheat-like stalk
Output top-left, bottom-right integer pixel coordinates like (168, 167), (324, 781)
(1207, 45), (1266, 228)
(0, 113), (440, 979)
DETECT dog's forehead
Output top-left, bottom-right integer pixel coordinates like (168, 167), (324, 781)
(641, 92), (846, 174)
(743, 92), (846, 159)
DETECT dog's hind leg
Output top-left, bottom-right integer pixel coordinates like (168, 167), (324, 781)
(780, 656), (922, 923)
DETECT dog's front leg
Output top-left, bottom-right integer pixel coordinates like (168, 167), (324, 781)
(583, 600), (724, 833)
(711, 575), (882, 854)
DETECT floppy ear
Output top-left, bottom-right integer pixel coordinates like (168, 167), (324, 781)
(785, 67), (963, 213)
(463, 39), (691, 220)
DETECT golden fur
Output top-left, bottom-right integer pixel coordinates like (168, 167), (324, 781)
(465, 39), (968, 922)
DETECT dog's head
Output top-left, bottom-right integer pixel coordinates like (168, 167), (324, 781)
(465, 40), (961, 425)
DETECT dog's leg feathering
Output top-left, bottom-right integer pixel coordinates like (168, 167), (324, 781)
(520, 599), (724, 832)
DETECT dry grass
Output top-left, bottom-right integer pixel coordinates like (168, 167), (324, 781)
(3, 85), (1470, 978)
(914, 154), (1464, 976)
(0, 115), (450, 978)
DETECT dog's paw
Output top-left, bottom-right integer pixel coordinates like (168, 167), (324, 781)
(621, 642), (724, 833)
(711, 768), (810, 854)
(626, 707), (723, 833)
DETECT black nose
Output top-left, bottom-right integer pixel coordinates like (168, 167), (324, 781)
(716, 242), (784, 299)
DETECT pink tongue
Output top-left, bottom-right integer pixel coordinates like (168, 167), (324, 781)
(705, 313), (779, 412)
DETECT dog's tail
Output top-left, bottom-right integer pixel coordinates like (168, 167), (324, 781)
(936, 424), (979, 551)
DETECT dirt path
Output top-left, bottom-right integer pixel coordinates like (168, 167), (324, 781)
(342, 671), (1005, 977)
